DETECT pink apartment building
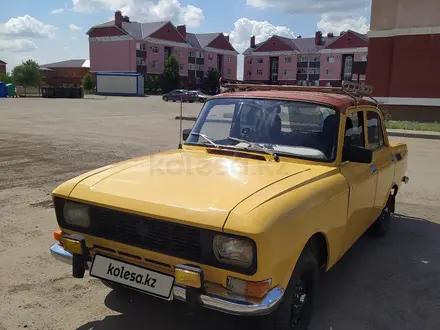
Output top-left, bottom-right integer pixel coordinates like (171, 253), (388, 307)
(87, 11), (238, 88)
(243, 31), (368, 87)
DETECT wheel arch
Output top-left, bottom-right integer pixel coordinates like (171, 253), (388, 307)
(308, 232), (329, 271)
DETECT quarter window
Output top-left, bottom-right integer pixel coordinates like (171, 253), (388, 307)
(367, 111), (384, 149)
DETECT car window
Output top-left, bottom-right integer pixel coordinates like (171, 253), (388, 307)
(344, 111), (365, 147)
(367, 111), (384, 149)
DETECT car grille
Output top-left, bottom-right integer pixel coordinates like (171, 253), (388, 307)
(90, 207), (203, 261)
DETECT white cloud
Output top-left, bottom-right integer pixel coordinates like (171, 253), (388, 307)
(246, 0), (371, 34)
(51, 8), (64, 14)
(69, 24), (81, 31)
(229, 17), (296, 53)
(71, 0), (205, 28)
(317, 14), (370, 34)
(0, 15), (57, 39)
(229, 18), (296, 80)
(0, 39), (36, 52)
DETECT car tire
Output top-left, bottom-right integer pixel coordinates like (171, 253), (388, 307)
(369, 196), (392, 237)
(260, 245), (318, 330)
(199, 98), (205, 103)
(163, 96), (168, 102)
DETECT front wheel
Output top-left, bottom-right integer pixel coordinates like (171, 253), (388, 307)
(163, 96), (168, 102)
(260, 247), (318, 330)
(199, 98), (205, 103)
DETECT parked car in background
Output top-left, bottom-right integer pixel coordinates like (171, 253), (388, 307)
(162, 89), (188, 102)
(186, 90), (209, 103)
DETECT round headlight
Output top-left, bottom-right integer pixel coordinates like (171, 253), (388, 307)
(213, 235), (254, 268)
(63, 202), (91, 228)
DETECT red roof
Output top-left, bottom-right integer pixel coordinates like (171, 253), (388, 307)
(212, 91), (376, 113)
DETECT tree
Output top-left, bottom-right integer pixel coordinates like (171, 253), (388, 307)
(83, 73), (96, 92)
(11, 60), (41, 94)
(145, 75), (161, 93)
(204, 67), (220, 94)
(0, 72), (12, 83)
(162, 55), (180, 92)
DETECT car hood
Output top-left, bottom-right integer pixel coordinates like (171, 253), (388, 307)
(68, 149), (314, 230)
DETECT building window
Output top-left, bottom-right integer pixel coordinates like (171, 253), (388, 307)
(309, 68), (319, 74)
(310, 55), (320, 62)
(344, 56), (353, 80)
(361, 55), (368, 62)
(197, 51), (204, 58)
(257, 58), (264, 64)
(297, 80), (306, 86)
(151, 60), (158, 68)
(196, 65), (204, 71)
(285, 56), (292, 64)
(228, 56), (232, 63)
(189, 63), (196, 70)
(257, 70), (263, 76)
(313, 80), (320, 86)
(297, 67), (307, 74)
(326, 69), (333, 76)
(327, 56), (335, 63)
(64, 72), (68, 77)
(151, 46), (159, 53)
(189, 51), (196, 57)
(284, 70), (291, 76)
(137, 43), (146, 51)
(247, 71), (252, 76)
(248, 58), (252, 64)
(227, 68), (232, 74)
(300, 56), (308, 62)
(208, 54), (213, 60)
(179, 64), (184, 70)
(136, 58), (146, 65)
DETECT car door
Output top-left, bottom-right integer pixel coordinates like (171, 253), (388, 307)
(340, 109), (378, 253)
(366, 110), (394, 219)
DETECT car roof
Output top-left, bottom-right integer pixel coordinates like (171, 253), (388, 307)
(210, 91), (376, 113)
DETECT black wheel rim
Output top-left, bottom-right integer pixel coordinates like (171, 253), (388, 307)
(290, 276), (311, 328)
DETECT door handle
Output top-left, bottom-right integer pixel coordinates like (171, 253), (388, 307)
(369, 165), (377, 174)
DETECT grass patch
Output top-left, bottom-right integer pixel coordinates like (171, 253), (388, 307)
(385, 121), (440, 132)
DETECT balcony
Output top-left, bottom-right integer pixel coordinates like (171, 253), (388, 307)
(309, 74), (320, 81)
(196, 70), (204, 79)
(309, 61), (320, 68)
(136, 50), (146, 58)
(297, 62), (308, 68)
(137, 65), (147, 74)
(296, 73), (307, 80)
(196, 58), (205, 65)
(188, 57), (196, 64)
(188, 70), (196, 77)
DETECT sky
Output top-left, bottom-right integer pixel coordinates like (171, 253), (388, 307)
(0, 0), (372, 78)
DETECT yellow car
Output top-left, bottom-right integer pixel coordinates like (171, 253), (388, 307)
(50, 82), (408, 330)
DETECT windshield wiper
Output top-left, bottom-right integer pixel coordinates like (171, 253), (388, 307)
(190, 132), (219, 148)
(227, 137), (280, 162)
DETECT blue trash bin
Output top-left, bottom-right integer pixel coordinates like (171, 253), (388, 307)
(0, 82), (7, 98)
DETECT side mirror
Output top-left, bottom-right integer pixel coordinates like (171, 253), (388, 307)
(182, 128), (191, 141)
(343, 145), (372, 164)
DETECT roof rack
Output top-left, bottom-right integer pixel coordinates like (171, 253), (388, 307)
(219, 78), (377, 106)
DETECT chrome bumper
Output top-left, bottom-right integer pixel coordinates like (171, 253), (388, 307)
(50, 243), (284, 316)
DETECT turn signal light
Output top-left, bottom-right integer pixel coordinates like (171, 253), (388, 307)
(227, 277), (271, 298)
(53, 230), (62, 242)
(175, 265), (203, 289)
(61, 237), (83, 255)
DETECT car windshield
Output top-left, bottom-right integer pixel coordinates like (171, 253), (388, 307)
(186, 98), (339, 162)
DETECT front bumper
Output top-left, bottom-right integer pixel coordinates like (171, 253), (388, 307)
(50, 243), (284, 316)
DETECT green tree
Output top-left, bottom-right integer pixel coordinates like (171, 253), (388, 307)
(204, 67), (220, 94)
(11, 60), (41, 94)
(145, 75), (161, 93)
(82, 73), (96, 92)
(162, 55), (180, 92)
(0, 72), (12, 83)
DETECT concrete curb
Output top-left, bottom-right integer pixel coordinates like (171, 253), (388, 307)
(387, 130), (440, 140)
(174, 117), (440, 140)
